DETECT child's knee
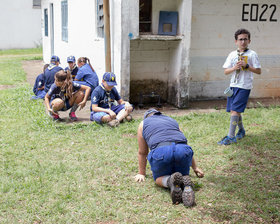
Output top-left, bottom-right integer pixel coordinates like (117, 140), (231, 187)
(101, 115), (112, 123)
(51, 99), (64, 110)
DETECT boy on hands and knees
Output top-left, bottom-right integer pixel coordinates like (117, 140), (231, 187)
(90, 72), (133, 127)
(135, 109), (204, 207)
(218, 28), (261, 145)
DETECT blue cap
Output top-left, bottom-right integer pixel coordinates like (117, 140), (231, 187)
(50, 55), (60, 63)
(103, 72), (117, 86)
(67, 55), (75, 63)
(144, 109), (161, 119)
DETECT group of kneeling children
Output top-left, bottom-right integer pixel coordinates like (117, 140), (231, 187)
(32, 55), (133, 127)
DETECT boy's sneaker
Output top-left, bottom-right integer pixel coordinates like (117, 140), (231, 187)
(218, 136), (237, 145)
(125, 115), (133, 122)
(167, 172), (183, 205)
(69, 112), (78, 121)
(236, 129), (245, 140)
(107, 119), (120, 128)
(49, 112), (62, 121)
(181, 175), (195, 207)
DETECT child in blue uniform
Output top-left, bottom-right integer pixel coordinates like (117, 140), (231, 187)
(31, 63), (49, 100)
(45, 70), (91, 121)
(43, 55), (63, 96)
(65, 56), (78, 80)
(90, 72), (133, 127)
(135, 109), (204, 207)
(218, 28), (261, 145)
(75, 57), (99, 92)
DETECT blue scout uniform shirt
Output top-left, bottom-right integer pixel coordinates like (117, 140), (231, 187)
(65, 65), (79, 80)
(75, 64), (99, 89)
(48, 82), (81, 101)
(33, 73), (44, 95)
(91, 84), (121, 110)
(143, 114), (188, 150)
(43, 63), (63, 92)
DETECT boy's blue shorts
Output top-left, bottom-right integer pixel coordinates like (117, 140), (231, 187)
(147, 142), (193, 180)
(90, 104), (125, 123)
(226, 87), (251, 113)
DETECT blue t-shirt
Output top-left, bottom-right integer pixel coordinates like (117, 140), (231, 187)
(75, 64), (99, 89)
(65, 65), (79, 80)
(43, 64), (63, 91)
(48, 82), (81, 101)
(91, 84), (121, 110)
(143, 114), (187, 150)
(33, 73), (44, 95)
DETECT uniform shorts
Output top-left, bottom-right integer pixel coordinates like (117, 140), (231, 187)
(90, 104), (125, 123)
(147, 142), (193, 180)
(226, 87), (251, 113)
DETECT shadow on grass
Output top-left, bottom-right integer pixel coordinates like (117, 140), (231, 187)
(203, 128), (280, 223)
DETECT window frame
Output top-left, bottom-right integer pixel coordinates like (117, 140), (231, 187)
(61, 0), (68, 42)
(44, 8), (48, 37)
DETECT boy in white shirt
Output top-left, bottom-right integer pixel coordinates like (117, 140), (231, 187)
(218, 28), (261, 145)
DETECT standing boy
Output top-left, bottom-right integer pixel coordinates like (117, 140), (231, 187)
(218, 28), (261, 145)
(90, 72), (133, 127)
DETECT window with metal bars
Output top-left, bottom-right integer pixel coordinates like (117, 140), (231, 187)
(97, 0), (104, 38)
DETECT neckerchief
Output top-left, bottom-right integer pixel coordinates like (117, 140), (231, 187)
(48, 63), (57, 71)
(100, 84), (113, 109)
(69, 64), (77, 72)
(234, 48), (249, 83)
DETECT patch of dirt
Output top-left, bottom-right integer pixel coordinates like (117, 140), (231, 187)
(0, 85), (16, 90)
(22, 60), (280, 123)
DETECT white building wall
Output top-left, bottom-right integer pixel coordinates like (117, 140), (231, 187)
(41, 0), (106, 84)
(0, 0), (41, 49)
(190, 0), (280, 100)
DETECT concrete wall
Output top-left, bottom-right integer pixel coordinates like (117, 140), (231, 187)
(190, 0), (280, 100)
(129, 0), (192, 107)
(41, 0), (106, 86)
(0, 0), (41, 49)
(130, 40), (180, 103)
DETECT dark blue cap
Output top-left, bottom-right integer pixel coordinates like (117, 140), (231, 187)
(103, 72), (117, 86)
(67, 55), (75, 63)
(144, 109), (161, 119)
(50, 55), (60, 63)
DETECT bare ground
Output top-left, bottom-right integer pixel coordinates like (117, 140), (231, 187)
(20, 60), (280, 123)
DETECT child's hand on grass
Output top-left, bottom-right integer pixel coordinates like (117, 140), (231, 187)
(134, 174), (145, 182)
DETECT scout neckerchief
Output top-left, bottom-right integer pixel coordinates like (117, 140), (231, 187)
(100, 84), (113, 109)
(234, 48), (249, 83)
(69, 64), (77, 72)
(48, 63), (57, 70)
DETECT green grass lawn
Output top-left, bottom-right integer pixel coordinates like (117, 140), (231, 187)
(0, 50), (279, 223)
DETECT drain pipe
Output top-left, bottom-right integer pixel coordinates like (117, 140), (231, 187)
(103, 0), (111, 72)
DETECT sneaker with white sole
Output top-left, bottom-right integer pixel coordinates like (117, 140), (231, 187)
(125, 115), (133, 122)
(107, 119), (120, 127)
